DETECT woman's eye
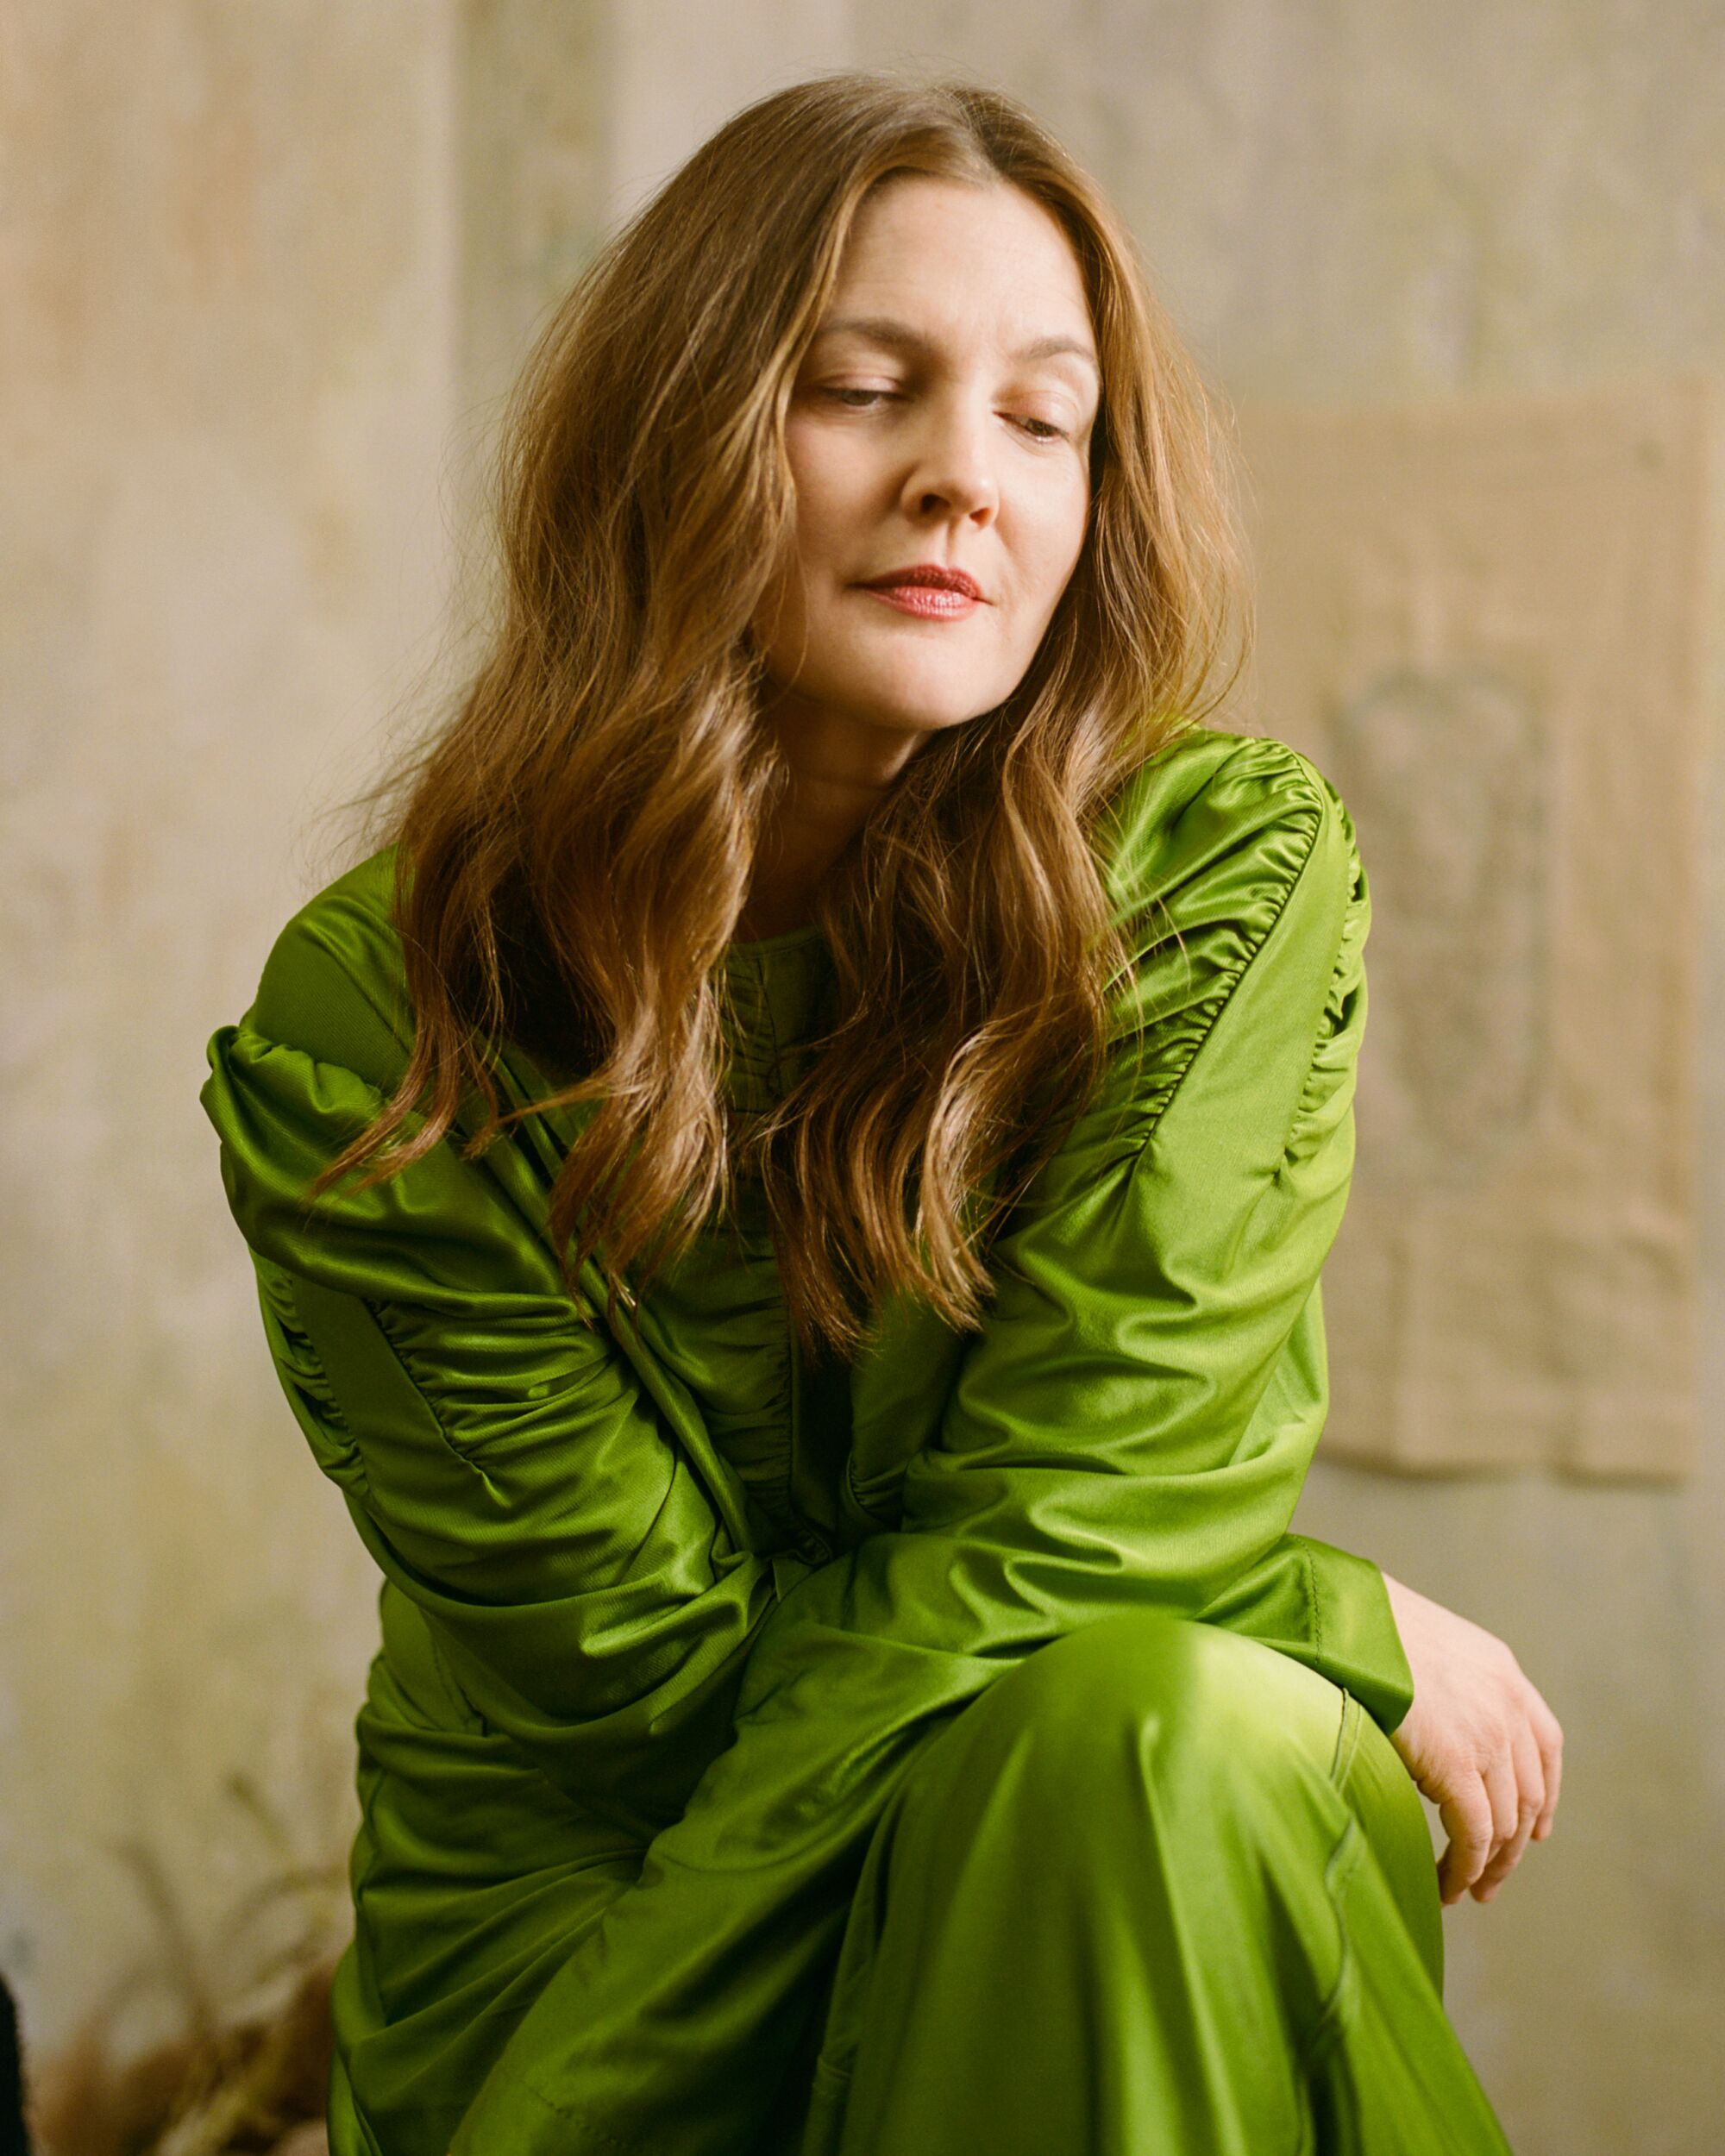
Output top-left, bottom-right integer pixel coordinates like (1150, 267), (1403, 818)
(818, 387), (1069, 442)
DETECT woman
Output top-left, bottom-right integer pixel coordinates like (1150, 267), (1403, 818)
(201, 72), (1560, 2156)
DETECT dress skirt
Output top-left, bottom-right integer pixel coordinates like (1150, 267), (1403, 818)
(328, 1595), (1512, 2155)
(775, 1608), (1511, 2156)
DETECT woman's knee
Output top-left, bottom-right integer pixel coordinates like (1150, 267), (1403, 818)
(943, 1608), (1351, 1820)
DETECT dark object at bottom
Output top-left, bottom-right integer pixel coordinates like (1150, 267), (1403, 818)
(0, 1971), (33, 2156)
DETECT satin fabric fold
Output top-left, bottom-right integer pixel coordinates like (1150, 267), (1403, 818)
(198, 725), (1508, 2156)
(789, 1611), (1498, 2156)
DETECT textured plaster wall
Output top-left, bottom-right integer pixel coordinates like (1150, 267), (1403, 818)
(1, 0), (464, 2062)
(7, 4), (1721, 2153)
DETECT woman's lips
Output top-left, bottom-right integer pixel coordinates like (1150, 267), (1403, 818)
(858, 584), (981, 619)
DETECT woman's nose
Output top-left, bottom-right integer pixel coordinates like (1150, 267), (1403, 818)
(900, 397), (1000, 523)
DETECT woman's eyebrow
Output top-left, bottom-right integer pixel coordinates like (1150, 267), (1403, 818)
(811, 314), (1099, 374)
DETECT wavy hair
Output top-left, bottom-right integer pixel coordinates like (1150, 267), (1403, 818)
(312, 68), (1251, 1360)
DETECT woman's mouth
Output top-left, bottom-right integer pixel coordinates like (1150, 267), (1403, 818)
(857, 584), (981, 620)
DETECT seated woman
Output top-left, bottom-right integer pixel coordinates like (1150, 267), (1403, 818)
(200, 69), (1560, 2156)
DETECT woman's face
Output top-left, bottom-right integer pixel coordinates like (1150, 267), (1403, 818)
(751, 174), (1101, 772)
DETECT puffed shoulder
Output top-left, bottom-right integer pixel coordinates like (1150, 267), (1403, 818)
(1093, 724), (1364, 1054)
(202, 845), (568, 1303)
(1098, 725), (1357, 956)
(246, 843), (411, 1094)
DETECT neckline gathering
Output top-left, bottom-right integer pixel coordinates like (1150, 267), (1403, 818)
(724, 920), (829, 956)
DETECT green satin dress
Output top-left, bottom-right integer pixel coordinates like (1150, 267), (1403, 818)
(200, 725), (1514, 2156)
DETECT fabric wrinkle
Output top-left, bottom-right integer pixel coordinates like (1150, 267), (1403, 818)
(198, 724), (1502, 2156)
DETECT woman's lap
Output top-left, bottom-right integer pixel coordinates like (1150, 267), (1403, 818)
(330, 1601), (1502, 2156)
(795, 1608), (1501, 2156)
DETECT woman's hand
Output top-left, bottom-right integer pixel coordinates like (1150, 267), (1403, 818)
(1379, 1572), (1564, 1906)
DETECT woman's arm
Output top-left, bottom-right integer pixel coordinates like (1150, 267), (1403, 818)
(447, 735), (1414, 2156)
(1382, 1572), (1565, 1904)
(201, 882), (810, 1842)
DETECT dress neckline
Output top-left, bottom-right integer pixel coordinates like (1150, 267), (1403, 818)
(724, 920), (828, 956)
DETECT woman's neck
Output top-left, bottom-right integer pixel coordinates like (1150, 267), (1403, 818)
(742, 694), (923, 936)
(738, 782), (885, 937)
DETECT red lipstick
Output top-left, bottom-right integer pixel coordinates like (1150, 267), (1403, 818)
(856, 562), (985, 618)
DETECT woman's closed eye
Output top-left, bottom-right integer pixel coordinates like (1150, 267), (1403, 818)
(816, 385), (1071, 442)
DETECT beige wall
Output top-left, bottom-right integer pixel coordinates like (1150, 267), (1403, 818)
(1, 0), (465, 2066)
(5, 4), (1720, 2150)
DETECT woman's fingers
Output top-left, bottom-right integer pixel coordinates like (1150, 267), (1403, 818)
(1435, 1772), (1495, 1905)
(1379, 1573), (1565, 1904)
(1474, 1713), (1546, 1902)
(1472, 1744), (1521, 1895)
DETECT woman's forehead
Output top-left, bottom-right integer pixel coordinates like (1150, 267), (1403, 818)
(818, 185), (1097, 371)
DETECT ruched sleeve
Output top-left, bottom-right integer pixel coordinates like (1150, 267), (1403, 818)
(446, 735), (1417, 2156)
(200, 874), (800, 1842)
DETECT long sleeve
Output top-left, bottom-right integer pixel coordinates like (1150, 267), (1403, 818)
(200, 874), (805, 1841)
(447, 736), (1415, 2156)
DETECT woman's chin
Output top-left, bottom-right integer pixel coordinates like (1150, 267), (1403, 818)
(839, 673), (1007, 739)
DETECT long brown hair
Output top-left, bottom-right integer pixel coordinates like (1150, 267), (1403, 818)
(313, 68), (1251, 1361)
